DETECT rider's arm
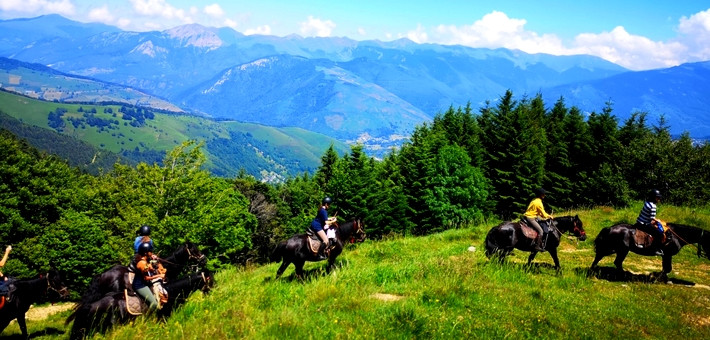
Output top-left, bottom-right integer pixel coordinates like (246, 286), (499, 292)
(0, 245), (11, 267)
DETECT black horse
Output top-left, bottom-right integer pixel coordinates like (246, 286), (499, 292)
(485, 215), (587, 269)
(0, 269), (69, 337)
(270, 218), (367, 279)
(67, 269), (214, 340)
(591, 223), (710, 277)
(76, 242), (205, 309)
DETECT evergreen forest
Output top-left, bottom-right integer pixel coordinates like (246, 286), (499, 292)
(2, 90), (710, 296)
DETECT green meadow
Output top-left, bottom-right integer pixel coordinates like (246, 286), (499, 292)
(4, 204), (710, 339)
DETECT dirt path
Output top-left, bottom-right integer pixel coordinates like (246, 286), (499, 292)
(23, 303), (74, 321)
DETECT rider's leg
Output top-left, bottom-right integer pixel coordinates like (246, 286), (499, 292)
(525, 216), (545, 251)
(136, 285), (159, 314)
(317, 230), (329, 257)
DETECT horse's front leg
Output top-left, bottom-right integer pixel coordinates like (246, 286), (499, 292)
(276, 260), (291, 279)
(17, 313), (28, 337)
(661, 255), (673, 281)
(548, 248), (561, 270)
(294, 260), (305, 280)
(526, 252), (537, 265)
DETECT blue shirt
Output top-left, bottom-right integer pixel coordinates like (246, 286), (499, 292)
(310, 207), (329, 231)
(134, 237), (154, 254)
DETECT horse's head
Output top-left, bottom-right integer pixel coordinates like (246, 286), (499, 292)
(697, 228), (710, 260)
(200, 269), (216, 293)
(556, 215), (587, 241)
(184, 242), (207, 266)
(46, 269), (70, 299)
(350, 218), (367, 243)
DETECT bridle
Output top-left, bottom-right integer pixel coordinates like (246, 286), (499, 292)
(349, 219), (366, 244)
(46, 273), (69, 297)
(199, 271), (212, 293)
(571, 218), (586, 238)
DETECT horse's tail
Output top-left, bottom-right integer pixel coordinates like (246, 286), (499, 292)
(66, 303), (89, 339)
(484, 226), (500, 258)
(594, 227), (611, 253)
(269, 241), (287, 262)
(74, 275), (103, 311)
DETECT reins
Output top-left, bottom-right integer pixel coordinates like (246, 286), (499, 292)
(665, 226), (703, 257)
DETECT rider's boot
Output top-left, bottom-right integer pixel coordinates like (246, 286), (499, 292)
(317, 242), (328, 260)
(534, 236), (545, 252)
(653, 236), (664, 256)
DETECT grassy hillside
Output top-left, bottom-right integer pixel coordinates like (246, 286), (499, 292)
(8, 204), (709, 339)
(0, 90), (349, 179)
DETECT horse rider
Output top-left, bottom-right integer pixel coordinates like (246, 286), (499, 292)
(130, 242), (164, 313)
(523, 188), (553, 252)
(634, 189), (665, 256)
(310, 197), (337, 260)
(0, 245), (14, 301)
(134, 224), (154, 254)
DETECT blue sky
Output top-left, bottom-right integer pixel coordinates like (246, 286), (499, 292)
(1, 0), (709, 71)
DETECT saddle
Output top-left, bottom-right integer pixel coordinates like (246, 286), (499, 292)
(122, 272), (167, 314)
(124, 289), (150, 315)
(633, 229), (654, 248)
(305, 229), (334, 256)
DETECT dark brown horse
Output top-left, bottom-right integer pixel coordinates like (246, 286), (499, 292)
(76, 242), (205, 308)
(67, 269), (214, 340)
(0, 269), (69, 337)
(591, 223), (710, 277)
(270, 218), (366, 279)
(484, 215), (587, 269)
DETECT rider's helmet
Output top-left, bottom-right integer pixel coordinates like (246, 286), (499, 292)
(137, 242), (154, 255)
(137, 225), (151, 236)
(322, 197), (333, 205)
(533, 188), (547, 197)
(647, 189), (662, 201)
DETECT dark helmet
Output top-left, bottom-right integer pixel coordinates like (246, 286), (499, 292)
(137, 242), (153, 255)
(322, 197), (333, 205)
(647, 189), (662, 201)
(137, 225), (151, 236)
(534, 188), (547, 197)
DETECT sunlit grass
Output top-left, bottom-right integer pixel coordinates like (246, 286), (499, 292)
(14, 204), (710, 339)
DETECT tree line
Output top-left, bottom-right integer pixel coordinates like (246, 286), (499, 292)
(1, 90), (709, 294)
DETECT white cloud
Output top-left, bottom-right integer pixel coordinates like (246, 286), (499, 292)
(416, 10), (710, 70)
(300, 16), (335, 37)
(357, 27), (366, 36)
(244, 25), (271, 36)
(223, 18), (238, 30)
(204, 4), (224, 18)
(407, 24), (428, 43)
(677, 9), (710, 61)
(88, 5), (114, 23)
(572, 26), (685, 70)
(0, 0), (75, 16)
(129, 0), (192, 23)
(117, 18), (132, 29)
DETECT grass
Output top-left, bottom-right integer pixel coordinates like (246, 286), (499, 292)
(4, 204), (710, 339)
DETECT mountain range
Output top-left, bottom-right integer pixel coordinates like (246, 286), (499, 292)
(1, 14), (709, 159)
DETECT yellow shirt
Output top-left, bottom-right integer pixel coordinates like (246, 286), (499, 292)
(524, 198), (552, 219)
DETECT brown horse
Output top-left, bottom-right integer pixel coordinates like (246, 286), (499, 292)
(591, 223), (710, 277)
(270, 218), (366, 279)
(484, 215), (587, 269)
(0, 269), (69, 337)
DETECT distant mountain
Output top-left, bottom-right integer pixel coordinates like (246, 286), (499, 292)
(1, 14), (708, 146)
(0, 90), (349, 180)
(542, 62), (710, 138)
(0, 57), (182, 111)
